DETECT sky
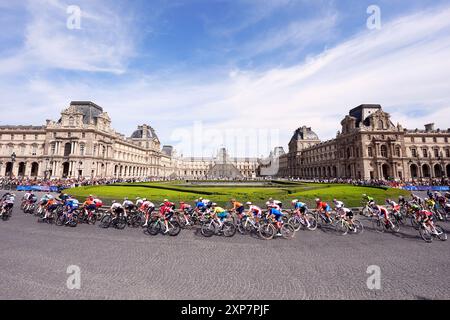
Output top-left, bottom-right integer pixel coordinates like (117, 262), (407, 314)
(1, 0), (450, 158)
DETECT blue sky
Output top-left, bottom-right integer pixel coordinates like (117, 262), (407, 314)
(1, 0), (450, 157)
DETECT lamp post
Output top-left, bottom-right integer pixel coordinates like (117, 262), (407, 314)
(10, 152), (16, 179)
(78, 161), (83, 179)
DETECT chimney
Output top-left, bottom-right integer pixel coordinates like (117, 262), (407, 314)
(424, 123), (435, 132)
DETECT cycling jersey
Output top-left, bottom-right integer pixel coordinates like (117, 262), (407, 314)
(317, 202), (331, 212)
(334, 201), (344, 209)
(214, 207), (228, 220)
(248, 205), (262, 217)
(123, 200), (134, 209)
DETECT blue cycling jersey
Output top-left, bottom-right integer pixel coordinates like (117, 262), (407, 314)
(295, 202), (306, 209)
(196, 201), (205, 208)
(270, 208), (282, 216)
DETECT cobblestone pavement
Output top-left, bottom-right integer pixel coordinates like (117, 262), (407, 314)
(0, 192), (449, 300)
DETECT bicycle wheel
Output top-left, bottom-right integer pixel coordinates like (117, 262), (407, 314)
(410, 216), (420, 230)
(258, 223), (275, 240)
(100, 215), (112, 228)
(115, 217), (127, 230)
(168, 220), (181, 236)
(372, 218), (385, 233)
(352, 220), (364, 234)
(419, 226), (433, 243)
(55, 214), (65, 226)
(222, 221), (237, 237)
(147, 221), (161, 235)
(237, 221), (250, 235)
(435, 225), (448, 241)
(288, 217), (301, 231)
(334, 220), (348, 236)
(305, 215), (318, 231)
(201, 222), (215, 237)
(281, 223), (295, 239)
(390, 220), (400, 233)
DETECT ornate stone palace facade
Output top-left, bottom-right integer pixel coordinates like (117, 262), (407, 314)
(0, 101), (258, 179)
(276, 104), (450, 181)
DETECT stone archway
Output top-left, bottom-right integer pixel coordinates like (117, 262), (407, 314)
(31, 162), (39, 177)
(18, 162), (26, 177)
(422, 164), (431, 178)
(434, 164), (443, 178)
(382, 164), (390, 180)
(410, 164), (419, 179)
(62, 162), (70, 178)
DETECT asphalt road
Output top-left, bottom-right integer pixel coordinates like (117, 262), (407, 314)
(0, 191), (449, 300)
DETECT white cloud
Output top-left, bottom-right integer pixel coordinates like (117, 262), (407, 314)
(0, 0), (135, 75)
(1, 3), (450, 157)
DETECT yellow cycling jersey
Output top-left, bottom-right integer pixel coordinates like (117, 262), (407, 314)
(213, 207), (226, 214)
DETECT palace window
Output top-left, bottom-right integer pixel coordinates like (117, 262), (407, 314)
(80, 144), (85, 156)
(368, 147), (373, 157)
(34, 134), (38, 140)
(380, 145), (388, 157)
(433, 137), (437, 143)
(423, 148), (428, 157)
(23, 134), (26, 140)
(82, 132), (85, 139)
(446, 149), (450, 158)
(51, 143), (56, 155)
(395, 146), (401, 157)
(411, 148), (417, 157)
(32, 145), (37, 156)
(434, 149), (439, 158)
(422, 137), (426, 143)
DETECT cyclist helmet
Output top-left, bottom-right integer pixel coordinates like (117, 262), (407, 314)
(291, 199), (298, 204)
(362, 194), (367, 197)
(385, 199), (391, 204)
(142, 198), (147, 201)
(124, 197), (128, 201)
(180, 201), (185, 205)
(112, 200), (116, 204)
(315, 198), (321, 203)
(246, 202), (252, 206)
(333, 199), (338, 203)
(212, 203), (217, 207)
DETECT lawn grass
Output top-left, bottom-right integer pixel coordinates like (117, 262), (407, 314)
(65, 182), (409, 208)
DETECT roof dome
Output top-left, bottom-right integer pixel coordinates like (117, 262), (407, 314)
(290, 126), (319, 141)
(131, 124), (158, 140)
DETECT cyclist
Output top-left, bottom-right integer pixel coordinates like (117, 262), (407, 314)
(43, 196), (58, 220)
(398, 195), (407, 206)
(230, 199), (245, 220)
(199, 197), (213, 209)
(195, 198), (207, 213)
(179, 201), (193, 226)
(315, 198), (332, 223)
(333, 199), (345, 214)
(268, 198), (283, 209)
(416, 208), (437, 234)
(245, 202), (262, 223)
(65, 196), (80, 224)
(211, 203), (229, 227)
(159, 199), (175, 233)
(292, 199), (310, 227)
(135, 197), (144, 208)
(362, 194), (375, 207)
(122, 197), (134, 217)
(140, 198), (155, 227)
(110, 200), (125, 220)
(371, 203), (391, 227)
(83, 195), (97, 212)
(267, 206), (284, 237)
(0, 193), (15, 218)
